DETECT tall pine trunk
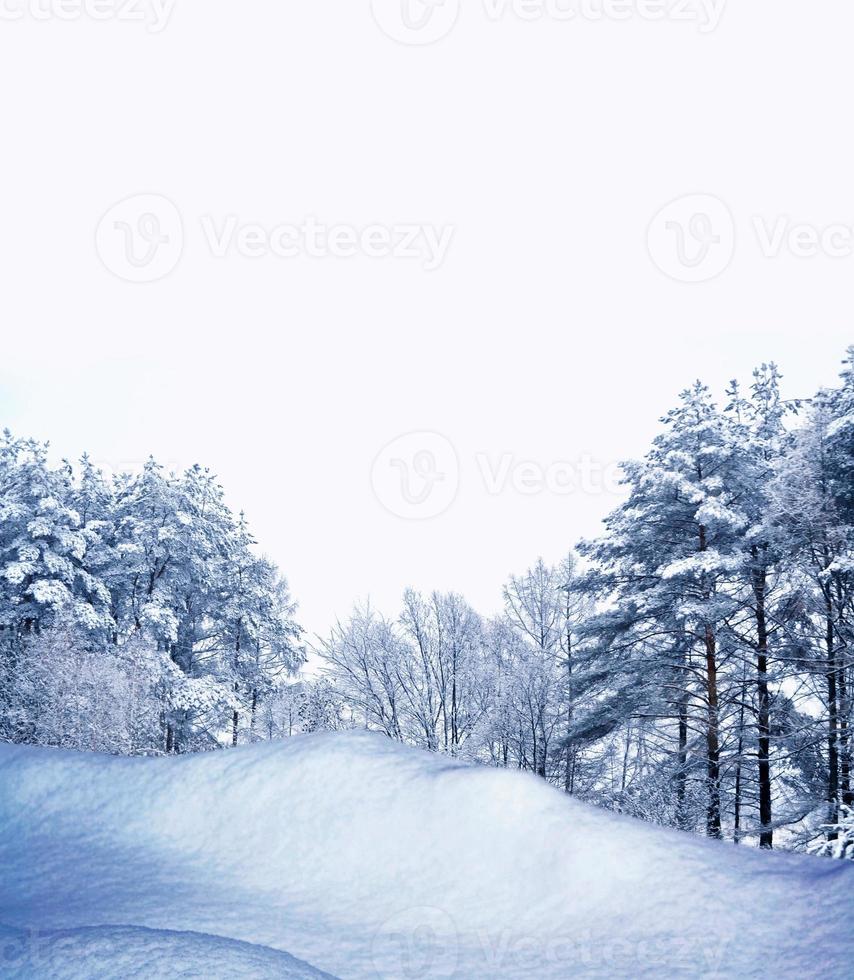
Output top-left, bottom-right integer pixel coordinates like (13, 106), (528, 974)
(250, 688), (258, 742)
(705, 625), (722, 839)
(752, 554), (773, 848)
(564, 631), (574, 794)
(699, 523), (722, 839)
(232, 628), (241, 748)
(826, 595), (840, 837)
(733, 661), (747, 844)
(676, 690), (689, 831)
(835, 577), (852, 806)
(840, 664), (852, 806)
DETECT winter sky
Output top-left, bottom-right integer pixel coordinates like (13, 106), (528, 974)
(1, 2), (851, 640)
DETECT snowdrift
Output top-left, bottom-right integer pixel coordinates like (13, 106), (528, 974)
(0, 923), (334, 979)
(1, 732), (852, 979)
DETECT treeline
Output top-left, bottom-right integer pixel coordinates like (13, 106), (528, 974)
(319, 351), (854, 854)
(0, 440), (303, 753)
(2, 348), (853, 855)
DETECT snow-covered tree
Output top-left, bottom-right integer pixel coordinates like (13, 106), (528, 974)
(0, 439), (303, 753)
(5, 345), (854, 861)
(811, 806), (854, 860)
(580, 383), (752, 837)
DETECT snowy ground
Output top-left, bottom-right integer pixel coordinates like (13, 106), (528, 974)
(1, 733), (852, 979)
(0, 924), (334, 979)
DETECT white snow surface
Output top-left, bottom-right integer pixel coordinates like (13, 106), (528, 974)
(1, 731), (852, 979)
(0, 924), (333, 979)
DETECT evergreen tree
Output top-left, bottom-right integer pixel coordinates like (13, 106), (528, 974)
(581, 383), (749, 838)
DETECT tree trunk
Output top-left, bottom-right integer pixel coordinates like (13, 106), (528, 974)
(705, 625), (722, 839)
(564, 636), (574, 794)
(734, 664), (746, 845)
(698, 523), (722, 839)
(826, 598), (840, 837)
(839, 663), (852, 806)
(536, 715), (547, 779)
(232, 629), (241, 748)
(676, 693), (689, 831)
(250, 688), (258, 743)
(833, 578), (852, 806)
(752, 556), (773, 848)
(450, 656), (458, 754)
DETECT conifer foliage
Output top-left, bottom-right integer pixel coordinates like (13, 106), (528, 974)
(320, 349), (854, 855)
(0, 439), (303, 753)
(2, 347), (853, 859)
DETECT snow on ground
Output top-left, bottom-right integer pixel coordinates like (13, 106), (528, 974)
(1, 732), (852, 979)
(0, 924), (334, 979)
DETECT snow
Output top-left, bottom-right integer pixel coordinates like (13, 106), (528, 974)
(827, 411), (854, 438)
(0, 924), (333, 979)
(1, 732), (852, 979)
(659, 550), (742, 580)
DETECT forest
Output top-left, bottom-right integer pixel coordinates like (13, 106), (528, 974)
(2, 348), (853, 859)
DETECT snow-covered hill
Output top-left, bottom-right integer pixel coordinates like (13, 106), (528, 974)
(1, 732), (852, 979)
(0, 923), (334, 979)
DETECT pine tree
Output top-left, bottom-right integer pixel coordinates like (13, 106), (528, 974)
(769, 377), (854, 837)
(722, 365), (793, 847)
(582, 383), (748, 837)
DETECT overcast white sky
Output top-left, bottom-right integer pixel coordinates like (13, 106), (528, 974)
(1, 1), (851, 642)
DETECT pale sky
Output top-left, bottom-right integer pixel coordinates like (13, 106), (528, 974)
(1, 2), (851, 641)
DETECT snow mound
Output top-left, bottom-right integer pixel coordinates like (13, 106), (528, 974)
(1, 732), (852, 979)
(0, 923), (334, 979)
